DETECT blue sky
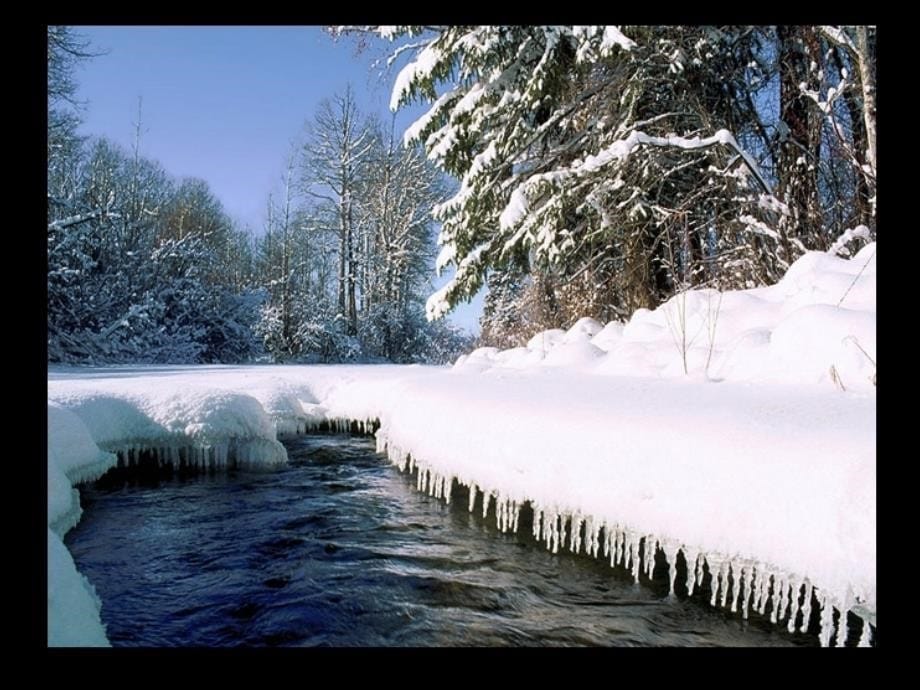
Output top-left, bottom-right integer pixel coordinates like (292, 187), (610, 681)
(72, 26), (484, 333)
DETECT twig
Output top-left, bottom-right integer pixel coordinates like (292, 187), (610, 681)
(837, 248), (875, 307)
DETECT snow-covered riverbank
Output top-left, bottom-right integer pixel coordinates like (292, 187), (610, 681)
(47, 243), (875, 647)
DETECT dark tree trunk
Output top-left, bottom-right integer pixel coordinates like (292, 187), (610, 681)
(776, 25), (823, 253)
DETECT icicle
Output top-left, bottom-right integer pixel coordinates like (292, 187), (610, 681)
(740, 564), (752, 618)
(482, 491), (492, 520)
(627, 532), (640, 583)
(857, 620), (872, 647)
(511, 502), (520, 533)
(799, 582), (813, 634)
(583, 517), (595, 557)
(607, 528), (615, 567)
(644, 536), (657, 580)
(786, 580), (803, 633)
(717, 560), (730, 608)
(769, 577), (781, 623)
(662, 541), (680, 596)
(818, 595), (834, 647)
(776, 578), (791, 623)
(496, 497), (505, 532)
(551, 513), (560, 551)
(835, 608), (850, 648)
(569, 515), (580, 553)
(444, 476), (453, 505)
(533, 508), (542, 541)
(553, 513), (569, 553)
(602, 524), (610, 558)
(728, 560), (740, 612)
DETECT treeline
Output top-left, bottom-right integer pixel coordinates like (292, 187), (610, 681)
(367, 26), (877, 347)
(47, 27), (471, 365)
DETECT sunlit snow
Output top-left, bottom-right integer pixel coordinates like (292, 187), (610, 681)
(47, 242), (876, 647)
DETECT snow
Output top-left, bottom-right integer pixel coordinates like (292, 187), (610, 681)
(48, 529), (109, 647)
(600, 26), (636, 52)
(47, 243), (875, 646)
(46, 404), (116, 647)
(391, 42), (441, 111)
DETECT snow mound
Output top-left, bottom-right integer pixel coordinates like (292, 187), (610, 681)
(563, 317), (604, 342)
(468, 244), (876, 392)
(590, 321), (624, 350)
(541, 339), (605, 368)
(525, 328), (566, 353)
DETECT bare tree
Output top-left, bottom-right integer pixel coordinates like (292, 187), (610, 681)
(301, 85), (375, 336)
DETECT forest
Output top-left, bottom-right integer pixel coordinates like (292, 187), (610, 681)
(47, 26), (876, 363)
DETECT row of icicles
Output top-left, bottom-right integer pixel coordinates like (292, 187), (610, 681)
(105, 413), (874, 647)
(372, 426), (874, 648)
(110, 437), (284, 472)
(114, 443), (235, 471)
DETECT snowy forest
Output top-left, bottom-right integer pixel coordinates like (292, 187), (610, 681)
(47, 25), (877, 648)
(48, 25), (876, 363)
(48, 28), (471, 365)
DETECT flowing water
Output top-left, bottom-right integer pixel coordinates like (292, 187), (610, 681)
(65, 434), (818, 647)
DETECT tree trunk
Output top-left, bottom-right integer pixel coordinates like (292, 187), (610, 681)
(776, 25), (822, 253)
(855, 26), (876, 224)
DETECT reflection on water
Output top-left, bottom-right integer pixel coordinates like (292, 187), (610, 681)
(65, 435), (817, 647)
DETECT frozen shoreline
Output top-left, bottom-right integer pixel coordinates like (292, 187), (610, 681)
(46, 244), (876, 647)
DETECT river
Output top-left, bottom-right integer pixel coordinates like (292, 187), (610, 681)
(64, 434), (819, 646)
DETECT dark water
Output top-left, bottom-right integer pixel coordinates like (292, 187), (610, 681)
(65, 435), (817, 647)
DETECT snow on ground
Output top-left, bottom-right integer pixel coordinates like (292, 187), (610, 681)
(47, 404), (115, 646)
(47, 243), (875, 647)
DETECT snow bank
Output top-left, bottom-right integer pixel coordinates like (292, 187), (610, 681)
(46, 244), (875, 646)
(459, 244), (876, 392)
(49, 379), (288, 473)
(373, 371), (875, 646)
(46, 372), (295, 646)
(48, 528), (109, 647)
(46, 404), (116, 647)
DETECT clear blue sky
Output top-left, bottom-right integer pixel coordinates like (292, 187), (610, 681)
(72, 25), (484, 334)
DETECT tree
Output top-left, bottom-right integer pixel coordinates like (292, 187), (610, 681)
(377, 26), (785, 327)
(301, 86), (375, 337)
